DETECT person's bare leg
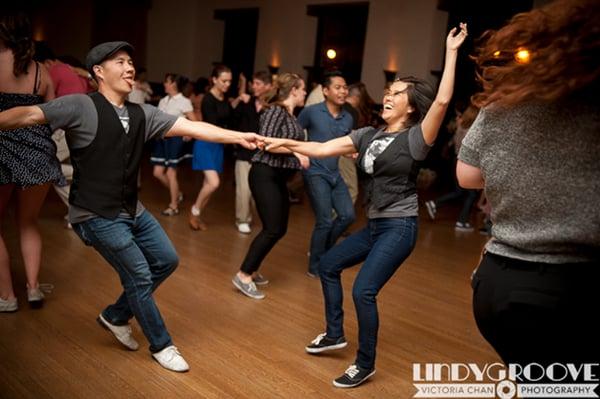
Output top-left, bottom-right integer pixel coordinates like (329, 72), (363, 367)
(153, 165), (169, 188)
(15, 184), (50, 291)
(0, 184), (16, 300)
(165, 167), (180, 210)
(193, 170), (220, 214)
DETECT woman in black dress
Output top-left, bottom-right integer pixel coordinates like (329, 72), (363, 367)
(0, 13), (62, 312)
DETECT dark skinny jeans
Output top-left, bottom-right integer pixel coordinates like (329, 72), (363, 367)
(240, 163), (296, 274)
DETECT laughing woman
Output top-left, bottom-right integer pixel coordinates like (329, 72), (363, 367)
(264, 24), (467, 388)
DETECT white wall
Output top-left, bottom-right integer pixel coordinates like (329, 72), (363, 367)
(145, 0), (448, 96)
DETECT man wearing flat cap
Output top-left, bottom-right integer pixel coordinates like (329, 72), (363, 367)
(0, 41), (261, 372)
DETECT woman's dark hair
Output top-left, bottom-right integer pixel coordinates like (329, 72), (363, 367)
(252, 70), (272, 85)
(0, 13), (34, 77)
(395, 76), (435, 127)
(348, 82), (376, 128)
(33, 41), (56, 63)
(211, 64), (231, 79)
(193, 77), (210, 95)
(165, 73), (189, 93)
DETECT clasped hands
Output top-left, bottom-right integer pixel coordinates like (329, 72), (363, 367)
(238, 134), (288, 152)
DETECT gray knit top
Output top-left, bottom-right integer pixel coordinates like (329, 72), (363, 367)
(459, 100), (599, 263)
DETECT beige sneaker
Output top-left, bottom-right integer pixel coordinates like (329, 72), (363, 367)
(152, 345), (189, 372)
(97, 313), (139, 351)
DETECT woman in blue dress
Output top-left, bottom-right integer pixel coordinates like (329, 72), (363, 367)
(189, 64), (232, 231)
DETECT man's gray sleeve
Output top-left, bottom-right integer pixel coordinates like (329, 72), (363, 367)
(38, 94), (98, 149)
(140, 104), (178, 141)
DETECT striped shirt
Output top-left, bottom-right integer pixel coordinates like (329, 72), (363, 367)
(252, 105), (305, 169)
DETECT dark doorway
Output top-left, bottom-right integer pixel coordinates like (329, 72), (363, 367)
(438, 0), (533, 103)
(307, 2), (369, 86)
(214, 8), (259, 97)
(91, 0), (150, 69)
(426, 0), (534, 191)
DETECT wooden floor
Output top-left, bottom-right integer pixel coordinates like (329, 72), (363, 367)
(0, 163), (499, 398)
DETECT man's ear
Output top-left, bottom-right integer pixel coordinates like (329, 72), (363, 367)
(93, 65), (103, 81)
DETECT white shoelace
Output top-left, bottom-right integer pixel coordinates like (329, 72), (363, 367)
(164, 346), (181, 361)
(247, 281), (258, 292)
(345, 365), (360, 378)
(311, 333), (327, 345)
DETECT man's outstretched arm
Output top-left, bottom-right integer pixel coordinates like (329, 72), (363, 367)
(165, 117), (262, 150)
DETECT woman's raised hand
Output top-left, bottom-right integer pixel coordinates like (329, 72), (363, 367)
(447, 22), (468, 51)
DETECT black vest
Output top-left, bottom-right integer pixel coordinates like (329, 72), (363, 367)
(69, 92), (145, 219)
(356, 128), (421, 211)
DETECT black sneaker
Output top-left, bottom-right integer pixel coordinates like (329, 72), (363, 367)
(305, 333), (347, 354)
(333, 364), (376, 388)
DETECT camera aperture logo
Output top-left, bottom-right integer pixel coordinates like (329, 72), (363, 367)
(412, 363), (599, 398)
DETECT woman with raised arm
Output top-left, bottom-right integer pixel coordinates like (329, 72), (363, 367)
(265, 24), (467, 388)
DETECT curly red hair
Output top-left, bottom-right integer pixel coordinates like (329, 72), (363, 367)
(472, 0), (600, 108)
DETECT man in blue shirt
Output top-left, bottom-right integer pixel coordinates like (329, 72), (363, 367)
(297, 71), (355, 277)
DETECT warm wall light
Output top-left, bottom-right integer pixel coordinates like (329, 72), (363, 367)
(326, 49), (337, 60)
(268, 64), (280, 76)
(515, 48), (531, 64)
(493, 50), (501, 58)
(383, 69), (397, 83)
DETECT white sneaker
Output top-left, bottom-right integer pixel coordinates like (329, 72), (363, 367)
(425, 201), (436, 220)
(455, 221), (474, 232)
(0, 297), (18, 312)
(152, 345), (190, 372)
(237, 222), (251, 234)
(97, 313), (139, 351)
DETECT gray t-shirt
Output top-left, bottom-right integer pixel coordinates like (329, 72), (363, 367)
(349, 125), (430, 218)
(459, 102), (600, 263)
(39, 94), (177, 223)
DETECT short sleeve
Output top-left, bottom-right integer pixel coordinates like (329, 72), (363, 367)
(140, 104), (178, 141)
(297, 106), (310, 129)
(407, 124), (431, 161)
(458, 108), (486, 167)
(181, 98), (193, 114)
(348, 126), (376, 149)
(38, 94), (93, 132)
(201, 95), (218, 125)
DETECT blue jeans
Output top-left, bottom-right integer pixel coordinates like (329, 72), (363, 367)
(304, 172), (355, 275)
(319, 217), (418, 370)
(72, 210), (178, 353)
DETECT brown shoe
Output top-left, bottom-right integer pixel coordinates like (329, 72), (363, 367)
(189, 214), (208, 231)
